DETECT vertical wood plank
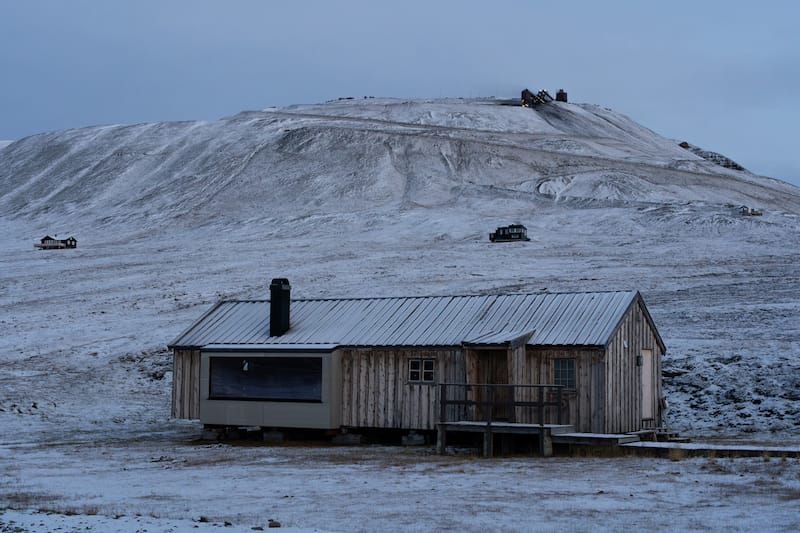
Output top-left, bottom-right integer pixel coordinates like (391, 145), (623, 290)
(366, 350), (375, 426)
(387, 350), (396, 427)
(376, 352), (385, 427)
(353, 351), (361, 427)
(171, 350), (182, 418)
(341, 350), (351, 426)
(190, 351), (199, 419)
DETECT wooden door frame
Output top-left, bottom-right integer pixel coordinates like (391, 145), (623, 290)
(464, 346), (513, 421)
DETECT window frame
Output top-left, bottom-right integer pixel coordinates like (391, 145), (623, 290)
(553, 358), (576, 390)
(408, 357), (436, 385)
(208, 355), (323, 403)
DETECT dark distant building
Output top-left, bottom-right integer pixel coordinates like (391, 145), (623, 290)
(489, 224), (530, 242)
(34, 236), (77, 249)
(556, 89), (568, 102)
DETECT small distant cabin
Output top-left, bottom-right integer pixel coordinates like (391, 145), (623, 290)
(556, 89), (568, 102)
(169, 279), (666, 439)
(490, 224), (530, 242)
(739, 206), (763, 216)
(34, 236), (77, 250)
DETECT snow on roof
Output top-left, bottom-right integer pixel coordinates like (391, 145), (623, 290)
(169, 291), (659, 350)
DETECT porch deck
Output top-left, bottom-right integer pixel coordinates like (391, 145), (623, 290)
(436, 421), (575, 457)
(436, 423), (643, 457)
(439, 421), (575, 434)
(436, 383), (573, 457)
(435, 383), (649, 457)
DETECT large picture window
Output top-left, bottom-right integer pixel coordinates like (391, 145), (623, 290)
(553, 358), (576, 389)
(209, 356), (322, 402)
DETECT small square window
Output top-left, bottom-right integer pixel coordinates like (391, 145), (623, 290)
(554, 359), (576, 389)
(409, 358), (435, 384)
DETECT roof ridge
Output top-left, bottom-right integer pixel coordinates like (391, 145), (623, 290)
(220, 289), (636, 304)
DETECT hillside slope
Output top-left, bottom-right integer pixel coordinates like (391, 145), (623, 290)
(1, 97), (798, 443)
(2, 98), (799, 231)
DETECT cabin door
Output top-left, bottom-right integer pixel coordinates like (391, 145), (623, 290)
(641, 349), (654, 420)
(467, 349), (510, 421)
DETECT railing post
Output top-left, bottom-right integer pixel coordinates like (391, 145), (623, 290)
(487, 385), (494, 424)
(439, 383), (447, 424)
(484, 384), (494, 458)
(507, 384), (515, 423)
(538, 385), (546, 457)
(557, 386), (563, 425)
(538, 386), (544, 427)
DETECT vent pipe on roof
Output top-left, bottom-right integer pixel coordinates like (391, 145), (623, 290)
(269, 278), (291, 337)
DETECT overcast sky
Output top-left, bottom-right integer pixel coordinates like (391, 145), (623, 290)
(1, 0), (798, 186)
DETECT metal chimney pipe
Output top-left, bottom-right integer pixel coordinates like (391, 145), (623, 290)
(269, 278), (291, 336)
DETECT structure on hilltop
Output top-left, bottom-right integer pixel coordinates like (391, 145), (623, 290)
(522, 88), (567, 107)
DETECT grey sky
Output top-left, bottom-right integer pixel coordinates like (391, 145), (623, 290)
(1, 0), (798, 186)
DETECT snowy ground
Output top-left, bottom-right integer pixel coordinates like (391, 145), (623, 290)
(1, 98), (799, 530)
(2, 426), (800, 532)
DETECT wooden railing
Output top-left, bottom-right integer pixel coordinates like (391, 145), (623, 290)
(438, 383), (565, 426)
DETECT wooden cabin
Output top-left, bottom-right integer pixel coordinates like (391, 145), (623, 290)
(169, 280), (666, 435)
(489, 224), (530, 242)
(34, 235), (77, 249)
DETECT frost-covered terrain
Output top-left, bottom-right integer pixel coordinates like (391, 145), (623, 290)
(1, 98), (799, 531)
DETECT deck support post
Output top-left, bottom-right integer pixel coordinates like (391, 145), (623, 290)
(437, 383), (448, 454)
(483, 424), (494, 458)
(436, 425), (446, 454)
(540, 429), (553, 457)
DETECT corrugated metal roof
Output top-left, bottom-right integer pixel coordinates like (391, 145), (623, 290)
(169, 291), (650, 349)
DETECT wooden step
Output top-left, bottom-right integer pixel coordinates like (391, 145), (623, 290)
(552, 432), (640, 446)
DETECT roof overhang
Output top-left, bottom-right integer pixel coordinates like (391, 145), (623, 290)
(462, 329), (535, 349)
(202, 343), (340, 353)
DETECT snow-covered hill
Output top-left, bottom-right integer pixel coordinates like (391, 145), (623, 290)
(1, 97), (798, 446)
(2, 98), (799, 231)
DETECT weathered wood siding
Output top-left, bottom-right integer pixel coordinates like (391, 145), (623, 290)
(339, 347), (465, 430)
(603, 300), (664, 433)
(517, 347), (603, 432)
(172, 349), (201, 419)
(171, 297), (663, 434)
